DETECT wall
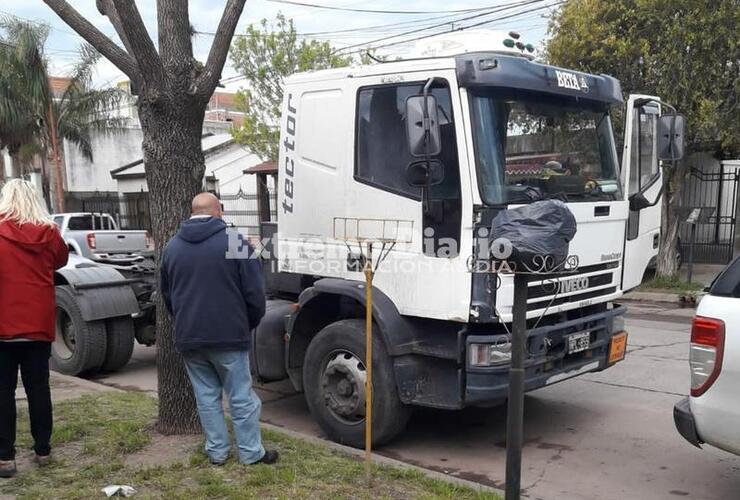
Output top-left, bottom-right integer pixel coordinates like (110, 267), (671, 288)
(63, 121), (235, 194)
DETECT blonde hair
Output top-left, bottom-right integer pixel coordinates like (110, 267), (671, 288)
(0, 179), (54, 226)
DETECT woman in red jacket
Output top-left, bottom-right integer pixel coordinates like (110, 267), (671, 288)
(0, 179), (68, 478)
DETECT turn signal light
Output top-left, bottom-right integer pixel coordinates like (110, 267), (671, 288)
(86, 233), (96, 250)
(690, 316), (725, 397)
(145, 231), (154, 251)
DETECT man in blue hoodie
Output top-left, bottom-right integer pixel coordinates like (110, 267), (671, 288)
(160, 192), (276, 466)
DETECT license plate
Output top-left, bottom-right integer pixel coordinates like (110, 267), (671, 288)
(567, 332), (591, 354)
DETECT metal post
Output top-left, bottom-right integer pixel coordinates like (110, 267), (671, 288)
(687, 223), (697, 283)
(505, 272), (528, 500)
(364, 242), (374, 480)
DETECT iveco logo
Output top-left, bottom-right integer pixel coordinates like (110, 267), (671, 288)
(558, 276), (589, 293)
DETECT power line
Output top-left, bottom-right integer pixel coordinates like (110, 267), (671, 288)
(333, 0), (548, 55)
(264, 0), (496, 15)
(340, 0), (564, 56)
(197, 9), (475, 38)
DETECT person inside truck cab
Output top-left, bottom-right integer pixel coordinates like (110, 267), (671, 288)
(0, 179), (69, 478)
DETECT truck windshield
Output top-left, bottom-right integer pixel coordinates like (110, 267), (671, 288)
(470, 89), (621, 205)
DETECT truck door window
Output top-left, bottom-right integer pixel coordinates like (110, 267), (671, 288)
(629, 107), (660, 193)
(356, 83), (457, 199)
(355, 82), (462, 256)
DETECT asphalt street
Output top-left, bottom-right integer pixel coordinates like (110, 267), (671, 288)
(92, 302), (740, 500)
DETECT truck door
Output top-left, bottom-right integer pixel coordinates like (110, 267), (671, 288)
(621, 94), (663, 291)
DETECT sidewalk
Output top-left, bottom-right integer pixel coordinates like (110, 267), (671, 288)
(623, 263), (726, 305)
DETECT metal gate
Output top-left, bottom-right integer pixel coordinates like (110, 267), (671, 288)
(221, 188), (277, 235)
(679, 167), (739, 264)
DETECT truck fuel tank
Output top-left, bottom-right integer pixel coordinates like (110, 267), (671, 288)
(251, 299), (295, 382)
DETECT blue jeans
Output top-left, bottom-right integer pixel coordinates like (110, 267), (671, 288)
(182, 349), (265, 464)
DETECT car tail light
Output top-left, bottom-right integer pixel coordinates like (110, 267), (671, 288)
(690, 316), (725, 397)
(145, 231), (154, 251)
(86, 233), (96, 250)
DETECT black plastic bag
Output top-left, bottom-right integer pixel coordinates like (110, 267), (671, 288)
(491, 200), (577, 271)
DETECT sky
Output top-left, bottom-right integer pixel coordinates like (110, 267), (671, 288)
(2, 0), (560, 92)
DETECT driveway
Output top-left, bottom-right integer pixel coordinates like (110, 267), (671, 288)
(92, 302), (740, 499)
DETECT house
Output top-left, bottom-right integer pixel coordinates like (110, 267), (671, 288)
(107, 134), (264, 233)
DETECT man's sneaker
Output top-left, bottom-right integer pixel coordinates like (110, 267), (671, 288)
(34, 454), (51, 467)
(209, 458), (227, 466)
(250, 450), (279, 465)
(0, 460), (17, 478)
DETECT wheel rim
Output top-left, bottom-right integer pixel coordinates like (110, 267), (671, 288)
(321, 349), (367, 425)
(53, 308), (76, 361)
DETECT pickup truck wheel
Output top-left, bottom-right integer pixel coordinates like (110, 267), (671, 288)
(51, 286), (107, 376)
(100, 317), (135, 373)
(303, 319), (411, 448)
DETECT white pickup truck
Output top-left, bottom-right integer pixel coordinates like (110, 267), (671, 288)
(53, 212), (153, 265)
(674, 257), (740, 456)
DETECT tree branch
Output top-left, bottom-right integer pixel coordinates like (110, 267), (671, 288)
(157, 0), (193, 66)
(42, 0), (141, 83)
(195, 0), (247, 97)
(106, 0), (164, 85)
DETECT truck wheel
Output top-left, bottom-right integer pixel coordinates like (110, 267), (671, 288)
(100, 317), (135, 373)
(303, 319), (411, 448)
(51, 286), (107, 376)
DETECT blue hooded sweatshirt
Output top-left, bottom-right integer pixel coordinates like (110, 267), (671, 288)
(160, 217), (265, 352)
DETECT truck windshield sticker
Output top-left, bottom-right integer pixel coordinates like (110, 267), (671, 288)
(555, 70), (589, 93)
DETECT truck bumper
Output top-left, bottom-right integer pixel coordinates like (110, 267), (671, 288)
(673, 397), (702, 448)
(464, 305), (626, 406)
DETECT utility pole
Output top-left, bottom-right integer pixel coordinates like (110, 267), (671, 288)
(47, 104), (65, 213)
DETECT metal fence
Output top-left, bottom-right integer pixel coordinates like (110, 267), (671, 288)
(65, 188), (276, 235)
(64, 192), (151, 231)
(678, 167), (739, 264)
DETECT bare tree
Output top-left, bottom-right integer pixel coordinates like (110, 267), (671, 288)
(43, 0), (247, 434)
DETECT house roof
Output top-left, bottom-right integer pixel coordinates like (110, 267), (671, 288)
(111, 133), (235, 179)
(243, 161), (277, 175)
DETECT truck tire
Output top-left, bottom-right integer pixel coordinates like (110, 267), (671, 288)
(51, 286), (107, 376)
(100, 317), (135, 373)
(303, 319), (412, 448)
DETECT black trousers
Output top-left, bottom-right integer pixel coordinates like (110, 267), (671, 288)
(0, 341), (53, 461)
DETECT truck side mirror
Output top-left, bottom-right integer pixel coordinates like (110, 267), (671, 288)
(657, 114), (685, 162)
(629, 191), (652, 211)
(406, 160), (445, 188)
(406, 95), (442, 158)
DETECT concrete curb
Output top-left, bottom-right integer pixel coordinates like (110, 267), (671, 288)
(260, 422), (505, 497)
(622, 290), (706, 305)
(51, 371), (123, 393)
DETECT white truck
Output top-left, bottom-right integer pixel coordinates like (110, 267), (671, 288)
(242, 30), (685, 447)
(52, 30), (684, 449)
(53, 212), (152, 264)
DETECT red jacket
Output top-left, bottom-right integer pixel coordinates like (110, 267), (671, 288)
(0, 219), (68, 342)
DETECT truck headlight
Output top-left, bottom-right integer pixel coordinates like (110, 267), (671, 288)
(469, 339), (512, 367)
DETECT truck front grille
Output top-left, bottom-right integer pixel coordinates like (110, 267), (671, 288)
(525, 262), (619, 312)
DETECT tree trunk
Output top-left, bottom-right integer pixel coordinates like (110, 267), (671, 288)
(656, 160), (690, 277)
(140, 94), (207, 435)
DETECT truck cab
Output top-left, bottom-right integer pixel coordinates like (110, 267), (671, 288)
(252, 30), (680, 447)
